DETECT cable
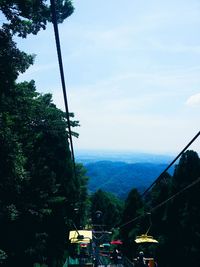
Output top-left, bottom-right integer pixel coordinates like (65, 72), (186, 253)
(113, 132), (200, 230)
(151, 176), (200, 213)
(50, 0), (76, 172)
(118, 212), (145, 230)
(118, 176), (200, 229)
(142, 130), (200, 197)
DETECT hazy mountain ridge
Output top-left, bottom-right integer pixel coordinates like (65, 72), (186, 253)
(76, 151), (174, 198)
(84, 160), (174, 198)
(76, 150), (174, 164)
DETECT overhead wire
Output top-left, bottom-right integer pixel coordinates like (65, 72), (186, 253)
(50, 0), (200, 190)
(118, 176), (200, 229)
(112, 131), (200, 230)
(50, 0), (76, 173)
(142, 130), (200, 197)
(150, 176), (200, 213)
(49, 0), (200, 232)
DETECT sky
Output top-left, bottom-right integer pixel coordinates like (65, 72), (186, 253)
(13, 0), (200, 154)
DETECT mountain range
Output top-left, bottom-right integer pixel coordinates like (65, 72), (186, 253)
(76, 150), (174, 198)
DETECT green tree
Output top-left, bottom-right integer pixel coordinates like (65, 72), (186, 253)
(71, 163), (90, 229)
(164, 150), (200, 267)
(145, 173), (171, 266)
(146, 150), (200, 267)
(0, 78), (83, 266)
(0, 0), (74, 37)
(120, 188), (144, 259)
(0, 29), (34, 266)
(0, 1), (89, 266)
(90, 189), (123, 230)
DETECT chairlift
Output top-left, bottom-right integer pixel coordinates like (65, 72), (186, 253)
(68, 230), (93, 267)
(135, 234), (158, 243)
(134, 213), (158, 267)
(135, 213), (158, 244)
(69, 230), (92, 244)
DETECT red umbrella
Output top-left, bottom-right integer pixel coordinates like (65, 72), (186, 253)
(80, 243), (88, 247)
(110, 240), (123, 245)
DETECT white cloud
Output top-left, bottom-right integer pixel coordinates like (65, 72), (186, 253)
(12, 0), (200, 153)
(186, 93), (200, 107)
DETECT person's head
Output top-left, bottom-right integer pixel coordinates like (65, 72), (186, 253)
(139, 251), (144, 259)
(139, 251), (144, 257)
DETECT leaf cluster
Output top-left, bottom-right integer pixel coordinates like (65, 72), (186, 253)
(0, 0), (74, 37)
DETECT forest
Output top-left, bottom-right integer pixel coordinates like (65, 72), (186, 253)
(85, 161), (172, 198)
(0, 1), (200, 267)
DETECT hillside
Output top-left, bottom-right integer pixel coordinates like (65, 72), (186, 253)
(85, 161), (173, 198)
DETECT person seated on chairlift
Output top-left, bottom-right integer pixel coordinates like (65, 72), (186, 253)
(136, 251), (147, 267)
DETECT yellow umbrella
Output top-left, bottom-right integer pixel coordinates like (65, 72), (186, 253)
(135, 234), (158, 244)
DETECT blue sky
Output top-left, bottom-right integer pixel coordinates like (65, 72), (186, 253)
(13, 0), (200, 153)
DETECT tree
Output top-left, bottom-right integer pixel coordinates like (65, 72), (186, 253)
(120, 188), (144, 259)
(90, 189), (123, 230)
(163, 150), (200, 267)
(146, 150), (200, 267)
(0, 29), (34, 96)
(0, 0), (74, 37)
(145, 173), (172, 266)
(0, 29), (35, 266)
(0, 78), (83, 266)
(0, 1), (89, 266)
(71, 163), (90, 229)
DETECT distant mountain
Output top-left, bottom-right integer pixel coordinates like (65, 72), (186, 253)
(75, 150), (174, 198)
(76, 150), (174, 164)
(84, 161), (174, 199)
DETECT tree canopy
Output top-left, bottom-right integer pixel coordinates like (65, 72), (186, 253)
(120, 150), (200, 267)
(0, 0), (74, 37)
(90, 189), (123, 230)
(0, 1), (89, 266)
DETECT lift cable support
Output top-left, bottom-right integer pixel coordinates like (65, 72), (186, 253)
(50, 0), (76, 174)
(118, 176), (200, 229)
(142, 130), (200, 197)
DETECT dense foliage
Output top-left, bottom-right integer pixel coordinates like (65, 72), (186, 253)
(86, 161), (171, 198)
(0, 1), (89, 266)
(0, 0), (74, 37)
(90, 189), (123, 230)
(120, 150), (200, 267)
(155, 150), (200, 267)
